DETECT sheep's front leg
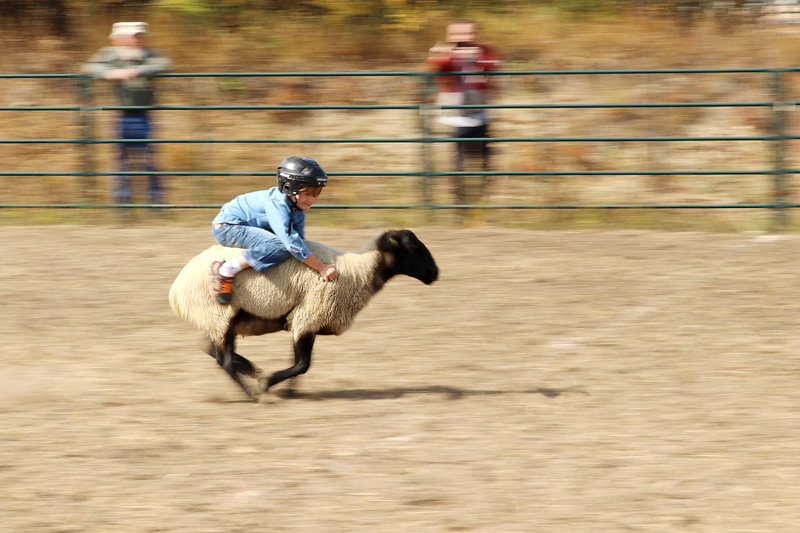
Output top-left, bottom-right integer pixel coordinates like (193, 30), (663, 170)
(259, 332), (315, 393)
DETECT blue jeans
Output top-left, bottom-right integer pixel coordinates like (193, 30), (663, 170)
(114, 112), (163, 205)
(212, 223), (293, 274)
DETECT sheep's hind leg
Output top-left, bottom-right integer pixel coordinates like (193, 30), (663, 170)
(205, 341), (262, 377)
(214, 328), (257, 399)
(259, 332), (315, 394)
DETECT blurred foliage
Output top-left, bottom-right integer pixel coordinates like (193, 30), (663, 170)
(0, 0), (760, 37)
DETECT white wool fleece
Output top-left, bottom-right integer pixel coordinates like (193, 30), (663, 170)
(169, 238), (383, 348)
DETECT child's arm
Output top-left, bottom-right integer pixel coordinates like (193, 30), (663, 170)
(303, 254), (338, 282)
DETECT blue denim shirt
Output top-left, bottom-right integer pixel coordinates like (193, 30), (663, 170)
(213, 187), (311, 262)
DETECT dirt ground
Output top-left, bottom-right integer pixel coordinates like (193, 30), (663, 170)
(1, 225), (798, 532)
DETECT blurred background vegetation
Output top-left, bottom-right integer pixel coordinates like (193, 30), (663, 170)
(0, 0), (798, 230)
(0, 0), (786, 66)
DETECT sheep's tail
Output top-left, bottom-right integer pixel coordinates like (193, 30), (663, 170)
(169, 245), (238, 347)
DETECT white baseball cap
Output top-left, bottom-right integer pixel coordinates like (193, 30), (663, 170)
(110, 22), (149, 38)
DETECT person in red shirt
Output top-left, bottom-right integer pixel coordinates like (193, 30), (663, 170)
(427, 21), (502, 206)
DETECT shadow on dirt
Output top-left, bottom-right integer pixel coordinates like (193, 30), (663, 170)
(275, 385), (589, 401)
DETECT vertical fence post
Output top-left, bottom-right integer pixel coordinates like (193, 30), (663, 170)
(417, 72), (436, 207)
(770, 69), (790, 231)
(76, 75), (97, 204)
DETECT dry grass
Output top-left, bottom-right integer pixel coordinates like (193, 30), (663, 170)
(0, 9), (798, 230)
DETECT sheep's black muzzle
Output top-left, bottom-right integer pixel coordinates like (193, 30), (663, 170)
(421, 265), (439, 285)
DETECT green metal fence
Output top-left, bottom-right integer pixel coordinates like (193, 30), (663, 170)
(1, 68), (798, 224)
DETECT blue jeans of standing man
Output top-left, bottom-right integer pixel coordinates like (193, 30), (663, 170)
(114, 111), (163, 205)
(212, 223), (294, 274)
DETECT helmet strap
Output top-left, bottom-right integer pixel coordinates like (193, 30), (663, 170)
(287, 192), (300, 210)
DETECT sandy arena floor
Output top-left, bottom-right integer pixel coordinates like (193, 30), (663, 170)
(0, 225), (798, 532)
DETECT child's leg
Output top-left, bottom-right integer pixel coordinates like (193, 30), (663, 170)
(212, 224), (293, 273)
(209, 224), (291, 305)
(237, 227), (292, 273)
(218, 256), (246, 277)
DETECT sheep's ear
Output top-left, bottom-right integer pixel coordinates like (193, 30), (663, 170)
(379, 230), (405, 252)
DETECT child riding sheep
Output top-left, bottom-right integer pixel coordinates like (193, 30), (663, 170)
(209, 156), (338, 305)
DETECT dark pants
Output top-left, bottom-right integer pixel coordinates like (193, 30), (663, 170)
(453, 123), (491, 206)
(114, 111), (163, 205)
(455, 123), (490, 171)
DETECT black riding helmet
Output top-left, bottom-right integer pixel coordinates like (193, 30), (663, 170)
(276, 156), (328, 197)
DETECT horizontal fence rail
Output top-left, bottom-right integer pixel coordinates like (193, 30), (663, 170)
(0, 69), (798, 224)
(1, 135), (797, 143)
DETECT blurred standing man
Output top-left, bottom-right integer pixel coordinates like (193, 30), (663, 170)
(427, 20), (502, 207)
(84, 22), (172, 205)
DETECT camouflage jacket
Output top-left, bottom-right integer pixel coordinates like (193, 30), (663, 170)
(83, 46), (172, 108)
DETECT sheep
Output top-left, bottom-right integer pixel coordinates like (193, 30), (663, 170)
(169, 229), (439, 398)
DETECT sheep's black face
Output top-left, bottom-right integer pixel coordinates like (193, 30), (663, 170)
(379, 229), (439, 285)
